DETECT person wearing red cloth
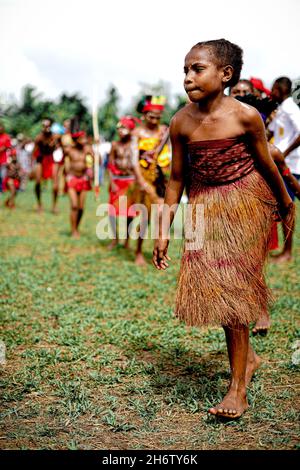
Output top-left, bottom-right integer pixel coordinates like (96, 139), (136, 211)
(0, 122), (12, 193)
(63, 131), (93, 238)
(107, 116), (157, 252)
(32, 118), (60, 213)
(3, 149), (22, 208)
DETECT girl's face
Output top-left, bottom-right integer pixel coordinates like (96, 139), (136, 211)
(184, 47), (228, 102)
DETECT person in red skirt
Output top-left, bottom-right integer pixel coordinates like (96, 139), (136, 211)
(32, 118), (59, 213)
(3, 148), (22, 209)
(107, 116), (157, 252)
(64, 131), (93, 238)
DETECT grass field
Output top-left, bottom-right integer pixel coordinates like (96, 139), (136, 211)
(0, 183), (299, 450)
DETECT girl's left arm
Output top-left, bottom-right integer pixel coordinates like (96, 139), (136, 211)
(244, 107), (293, 217)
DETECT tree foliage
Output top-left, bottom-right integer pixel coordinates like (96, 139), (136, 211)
(1, 82), (187, 140)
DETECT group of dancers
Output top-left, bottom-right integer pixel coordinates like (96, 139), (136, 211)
(1, 38), (300, 420)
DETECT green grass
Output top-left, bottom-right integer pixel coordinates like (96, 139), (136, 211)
(0, 182), (299, 450)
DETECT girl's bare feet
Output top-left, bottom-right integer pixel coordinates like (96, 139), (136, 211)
(209, 388), (249, 419)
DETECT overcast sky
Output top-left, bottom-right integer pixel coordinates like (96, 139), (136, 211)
(1, 0), (299, 111)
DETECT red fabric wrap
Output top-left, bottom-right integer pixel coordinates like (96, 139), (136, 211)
(66, 175), (92, 192)
(187, 137), (255, 189)
(42, 155), (54, 179)
(108, 176), (136, 216)
(268, 222), (279, 251)
(3, 177), (20, 191)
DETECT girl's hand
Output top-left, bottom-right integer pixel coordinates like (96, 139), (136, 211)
(153, 239), (171, 270)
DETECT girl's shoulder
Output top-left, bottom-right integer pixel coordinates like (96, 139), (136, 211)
(170, 103), (196, 129)
(229, 96), (261, 124)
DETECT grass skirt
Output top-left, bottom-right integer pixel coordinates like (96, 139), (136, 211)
(175, 170), (278, 327)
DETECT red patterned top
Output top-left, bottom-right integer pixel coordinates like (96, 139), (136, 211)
(187, 136), (255, 186)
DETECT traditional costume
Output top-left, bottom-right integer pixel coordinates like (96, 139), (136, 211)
(65, 131), (93, 193)
(34, 139), (55, 179)
(176, 136), (280, 327)
(65, 174), (91, 192)
(108, 116), (139, 217)
(3, 149), (21, 191)
(136, 96), (171, 211)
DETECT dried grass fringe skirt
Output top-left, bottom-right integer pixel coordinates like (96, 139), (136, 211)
(175, 170), (278, 327)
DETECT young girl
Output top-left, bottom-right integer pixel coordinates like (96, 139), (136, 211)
(153, 39), (294, 419)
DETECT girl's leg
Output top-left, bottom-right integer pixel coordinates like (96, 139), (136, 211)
(68, 188), (79, 238)
(209, 324), (250, 419)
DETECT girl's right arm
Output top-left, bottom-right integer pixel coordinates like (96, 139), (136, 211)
(153, 115), (186, 270)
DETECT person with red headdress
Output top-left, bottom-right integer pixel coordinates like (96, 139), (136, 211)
(133, 96), (171, 266)
(63, 131), (94, 238)
(249, 77), (271, 98)
(107, 116), (157, 252)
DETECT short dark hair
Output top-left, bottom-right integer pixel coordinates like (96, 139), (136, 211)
(273, 76), (292, 94)
(192, 38), (243, 88)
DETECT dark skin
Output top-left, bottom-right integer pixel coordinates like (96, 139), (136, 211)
(107, 126), (155, 250)
(153, 46), (293, 419)
(33, 119), (59, 213)
(64, 135), (93, 238)
(267, 82), (300, 262)
(133, 111), (168, 266)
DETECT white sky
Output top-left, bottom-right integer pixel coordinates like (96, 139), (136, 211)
(1, 0), (299, 111)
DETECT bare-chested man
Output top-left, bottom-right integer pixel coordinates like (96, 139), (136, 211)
(64, 131), (93, 238)
(32, 118), (59, 213)
(108, 116), (157, 253)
